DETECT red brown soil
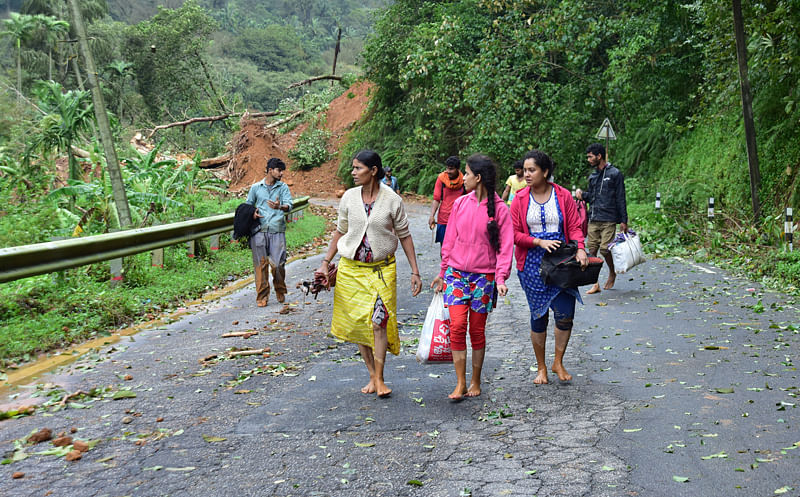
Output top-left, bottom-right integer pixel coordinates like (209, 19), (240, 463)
(228, 80), (374, 196)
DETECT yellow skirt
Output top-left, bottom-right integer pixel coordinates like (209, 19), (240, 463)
(332, 256), (399, 355)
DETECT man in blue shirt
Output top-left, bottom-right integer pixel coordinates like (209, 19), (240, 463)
(382, 167), (399, 193)
(245, 157), (293, 307)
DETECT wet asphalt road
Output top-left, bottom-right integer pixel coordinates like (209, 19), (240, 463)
(0, 200), (798, 497)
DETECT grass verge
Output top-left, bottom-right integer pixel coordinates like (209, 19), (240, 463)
(0, 214), (328, 367)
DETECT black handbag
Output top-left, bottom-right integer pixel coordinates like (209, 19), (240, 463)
(540, 241), (603, 289)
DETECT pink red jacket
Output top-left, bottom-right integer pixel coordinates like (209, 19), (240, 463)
(510, 183), (586, 272)
(438, 191), (514, 286)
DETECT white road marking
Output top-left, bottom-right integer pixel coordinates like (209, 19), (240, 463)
(674, 256), (716, 274)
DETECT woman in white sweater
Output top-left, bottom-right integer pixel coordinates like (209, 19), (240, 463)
(315, 150), (422, 397)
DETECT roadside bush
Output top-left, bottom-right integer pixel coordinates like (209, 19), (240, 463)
(289, 125), (331, 171)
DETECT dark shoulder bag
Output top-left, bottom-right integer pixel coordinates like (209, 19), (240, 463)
(540, 241), (603, 289)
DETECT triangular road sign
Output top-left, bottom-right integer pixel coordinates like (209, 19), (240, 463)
(596, 118), (617, 140)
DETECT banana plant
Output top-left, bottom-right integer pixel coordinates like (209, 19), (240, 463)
(27, 80), (93, 182)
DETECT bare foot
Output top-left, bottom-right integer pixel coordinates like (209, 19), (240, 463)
(376, 381), (392, 398)
(448, 385), (467, 400)
(465, 382), (481, 397)
(533, 369), (549, 384)
(603, 276), (616, 290)
(361, 380), (376, 394)
(586, 283), (601, 294)
(552, 364), (572, 381)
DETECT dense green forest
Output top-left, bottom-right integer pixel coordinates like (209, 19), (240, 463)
(344, 0), (799, 227)
(0, 0), (383, 160)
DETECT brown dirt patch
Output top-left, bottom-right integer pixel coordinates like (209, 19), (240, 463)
(228, 80), (374, 196)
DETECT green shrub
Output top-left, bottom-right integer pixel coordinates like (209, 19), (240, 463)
(288, 125), (332, 171)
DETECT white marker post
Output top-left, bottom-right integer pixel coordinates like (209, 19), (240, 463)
(708, 197), (715, 219)
(655, 192), (661, 211)
(786, 207), (793, 252)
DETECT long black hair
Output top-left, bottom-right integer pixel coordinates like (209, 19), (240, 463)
(354, 149), (384, 180)
(466, 153), (500, 253)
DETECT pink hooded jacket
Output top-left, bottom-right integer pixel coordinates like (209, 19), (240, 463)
(438, 191), (514, 286)
(510, 183), (586, 272)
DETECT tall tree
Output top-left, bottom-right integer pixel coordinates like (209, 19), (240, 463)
(1, 13), (37, 99)
(732, 0), (761, 220)
(33, 14), (70, 81)
(123, 0), (222, 118)
(67, 0), (132, 228)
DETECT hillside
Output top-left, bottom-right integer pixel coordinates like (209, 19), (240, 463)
(225, 80), (373, 195)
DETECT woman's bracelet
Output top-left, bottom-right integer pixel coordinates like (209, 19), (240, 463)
(411, 272), (420, 276)
(322, 259), (330, 264)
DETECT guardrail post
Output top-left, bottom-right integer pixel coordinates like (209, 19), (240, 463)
(210, 234), (220, 251)
(708, 197), (715, 219)
(187, 240), (196, 258)
(110, 258), (123, 286)
(151, 247), (164, 268)
(786, 207), (794, 252)
(655, 192), (661, 211)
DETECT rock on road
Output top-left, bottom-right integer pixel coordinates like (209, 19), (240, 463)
(1, 200), (798, 497)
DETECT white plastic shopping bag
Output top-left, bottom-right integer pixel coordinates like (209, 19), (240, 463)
(609, 231), (646, 274)
(416, 292), (452, 364)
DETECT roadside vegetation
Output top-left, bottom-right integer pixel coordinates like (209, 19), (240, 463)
(342, 0), (799, 291)
(0, 1), (363, 366)
(0, 212), (326, 367)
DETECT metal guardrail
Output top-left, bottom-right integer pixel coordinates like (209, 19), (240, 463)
(0, 196), (310, 283)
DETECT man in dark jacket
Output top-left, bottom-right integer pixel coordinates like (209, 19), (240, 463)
(576, 143), (628, 294)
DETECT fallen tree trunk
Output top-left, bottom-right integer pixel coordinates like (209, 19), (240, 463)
(200, 153), (232, 169)
(146, 111), (279, 140)
(287, 75), (342, 89)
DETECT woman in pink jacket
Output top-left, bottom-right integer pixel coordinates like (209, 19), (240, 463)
(432, 154), (514, 400)
(510, 150), (588, 385)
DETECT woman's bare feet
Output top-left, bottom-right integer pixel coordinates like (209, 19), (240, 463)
(586, 283), (601, 294)
(465, 382), (481, 397)
(376, 380), (392, 398)
(361, 380), (376, 394)
(603, 274), (616, 290)
(449, 384), (467, 400)
(552, 364), (572, 381)
(533, 369), (548, 384)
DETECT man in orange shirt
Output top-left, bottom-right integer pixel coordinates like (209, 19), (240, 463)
(428, 156), (466, 253)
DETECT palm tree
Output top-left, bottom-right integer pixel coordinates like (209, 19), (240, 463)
(21, 0), (108, 23)
(33, 14), (69, 81)
(28, 80), (94, 182)
(1, 13), (38, 100)
(105, 60), (133, 121)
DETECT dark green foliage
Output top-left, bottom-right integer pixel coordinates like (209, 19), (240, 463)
(289, 123), (332, 171)
(123, 0), (220, 118)
(343, 0), (799, 235)
(224, 25), (310, 73)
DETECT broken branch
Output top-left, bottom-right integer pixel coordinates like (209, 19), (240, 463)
(221, 331), (259, 338)
(146, 111), (279, 139)
(287, 75), (343, 89)
(228, 348), (268, 358)
(265, 109), (305, 129)
(59, 390), (90, 406)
